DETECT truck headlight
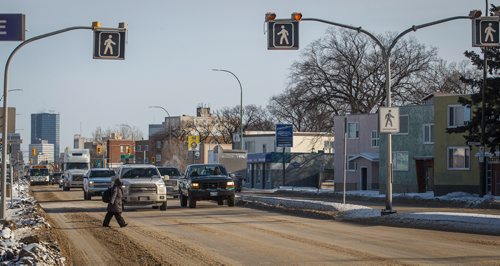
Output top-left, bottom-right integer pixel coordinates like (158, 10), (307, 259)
(89, 181), (94, 186)
(191, 182), (200, 189)
(227, 181), (235, 189)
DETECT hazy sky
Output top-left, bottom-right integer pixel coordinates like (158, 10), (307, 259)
(0, 0), (489, 154)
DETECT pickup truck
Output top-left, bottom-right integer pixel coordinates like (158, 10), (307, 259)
(116, 164), (168, 211)
(83, 168), (115, 200)
(179, 164), (235, 208)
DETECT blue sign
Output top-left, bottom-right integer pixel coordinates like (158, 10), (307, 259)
(276, 124), (293, 148)
(473, 17), (500, 47)
(0, 14), (25, 41)
(267, 20), (299, 50)
(93, 29), (126, 60)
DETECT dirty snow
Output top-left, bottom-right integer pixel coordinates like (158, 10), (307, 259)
(0, 180), (65, 265)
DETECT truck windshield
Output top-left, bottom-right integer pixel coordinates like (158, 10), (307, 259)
(189, 165), (227, 177)
(30, 169), (49, 176)
(66, 163), (89, 170)
(121, 168), (160, 179)
(90, 170), (115, 178)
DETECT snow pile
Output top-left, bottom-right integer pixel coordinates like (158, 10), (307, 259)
(239, 195), (380, 218)
(0, 180), (65, 265)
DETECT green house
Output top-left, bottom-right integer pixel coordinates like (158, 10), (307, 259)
(379, 104), (434, 193)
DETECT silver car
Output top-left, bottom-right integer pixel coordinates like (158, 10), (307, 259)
(157, 166), (181, 198)
(83, 168), (115, 200)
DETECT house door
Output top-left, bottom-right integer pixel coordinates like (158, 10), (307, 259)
(361, 167), (368, 190)
(416, 160), (434, 193)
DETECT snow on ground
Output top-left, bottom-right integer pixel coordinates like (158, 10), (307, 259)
(1, 180), (65, 265)
(240, 187), (500, 234)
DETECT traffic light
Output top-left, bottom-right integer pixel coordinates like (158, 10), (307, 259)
(32, 147), (36, 156)
(291, 12), (302, 21)
(97, 146), (102, 154)
(151, 156), (156, 164)
(126, 147), (131, 154)
(265, 12), (276, 22)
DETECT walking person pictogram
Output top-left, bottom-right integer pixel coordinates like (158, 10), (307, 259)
(385, 110), (395, 128)
(484, 23), (496, 43)
(277, 25), (289, 45)
(103, 35), (116, 55)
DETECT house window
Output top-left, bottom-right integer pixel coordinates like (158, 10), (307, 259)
(144, 145), (149, 151)
(156, 140), (162, 149)
(448, 147), (470, 170)
(347, 122), (359, 139)
(346, 155), (356, 171)
(156, 153), (162, 162)
(393, 151), (409, 171)
(245, 141), (255, 153)
(423, 124), (434, 144)
(120, 146), (124, 153)
(262, 144), (267, 153)
(371, 131), (379, 147)
(136, 145), (142, 152)
(397, 115), (409, 134)
(448, 105), (471, 128)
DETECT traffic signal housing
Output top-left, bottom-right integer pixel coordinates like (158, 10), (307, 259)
(32, 147), (36, 156)
(291, 12), (302, 21)
(265, 12), (276, 22)
(97, 145), (102, 154)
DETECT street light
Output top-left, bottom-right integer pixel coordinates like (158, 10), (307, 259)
(212, 69), (244, 150)
(148, 105), (172, 147)
(268, 11), (478, 215)
(0, 89), (22, 101)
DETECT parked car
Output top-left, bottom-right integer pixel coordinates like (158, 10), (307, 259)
(116, 164), (167, 211)
(83, 168), (115, 200)
(157, 166), (181, 198)
(178, 164), (235, 208)
(50, 172), (63, 185)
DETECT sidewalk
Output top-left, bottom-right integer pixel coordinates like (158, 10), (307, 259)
(237, 188), (500, 236)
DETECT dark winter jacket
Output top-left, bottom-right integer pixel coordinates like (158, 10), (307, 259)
(107, 181), (124, 213)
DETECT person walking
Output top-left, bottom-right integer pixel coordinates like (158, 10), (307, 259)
(102, 178), (127, 228)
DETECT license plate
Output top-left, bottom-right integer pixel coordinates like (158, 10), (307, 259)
(210, 192), (218, 197)
(138, 196), (150, 201)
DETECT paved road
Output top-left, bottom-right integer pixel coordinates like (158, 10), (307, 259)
(32, 185), (500, 265)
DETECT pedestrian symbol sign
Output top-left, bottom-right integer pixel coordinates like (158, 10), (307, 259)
(379, 107), (400, 133)
(93, 29), (126, 59)
(267, 19), (299, 50)
(472, 17), (500, 47)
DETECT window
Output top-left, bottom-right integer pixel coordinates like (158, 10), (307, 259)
(448, 105), (471, 128)
(397, 115), (409, 134)
(262, 144), (267, 153)
(346, 155), (356, 171)
(120, 146), (124, 153)
(245, 141), (255, 153)
(144, 145), (149, 151)
(448, 147), (470, 170)
(347, 122), (359, 139)
(371, 131), (379, 147)
(423, 124), (434, 144)
(136, 145), (142, 152)
(393, 151), (409, 171)
(156, 140), (162, 149)
(155, 153), (162, 163)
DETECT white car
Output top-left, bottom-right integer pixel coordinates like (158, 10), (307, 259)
(83, 168), (115, 200)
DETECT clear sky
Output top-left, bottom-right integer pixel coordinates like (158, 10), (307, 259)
(0, 0), (489, 155)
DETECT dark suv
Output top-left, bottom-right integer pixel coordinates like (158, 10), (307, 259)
(178, 164), (235, 208)
(157, 166), (181, 198)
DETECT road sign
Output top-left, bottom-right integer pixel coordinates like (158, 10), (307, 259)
(0, 14), (25, 41)
(267, 19), (299, 50)
(93, 29), (126, 59)
(276, 124), (293, 147)
(188, 135), (200, 152)
(120, 154), (133, 159)
(379, 107), (400, 133)
(472, 17), (500, 47)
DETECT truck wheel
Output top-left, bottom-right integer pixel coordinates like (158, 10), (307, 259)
(217, 199), (224, 205)
(63, 185), (70, 191)
(180, 192), (187, 207)
(83, 191), (90, 200)
(227, 195), (235, 207)
(188, 196), (197, 208)
(160, 201), (167, 211)
(152, 206), (159, 209)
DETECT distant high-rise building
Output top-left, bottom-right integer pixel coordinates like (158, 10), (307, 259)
(29, 140), (55, 164)
(31, 113), (60, 160)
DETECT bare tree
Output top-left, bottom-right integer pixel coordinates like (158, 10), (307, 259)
(216, 105), (275, 142)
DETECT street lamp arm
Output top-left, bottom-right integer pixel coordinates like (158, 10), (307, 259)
(148, 105), (170, 117)
(1, 25), (93, 219)
(389, 16), (473, 52)
(302, 18), (387, 55)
